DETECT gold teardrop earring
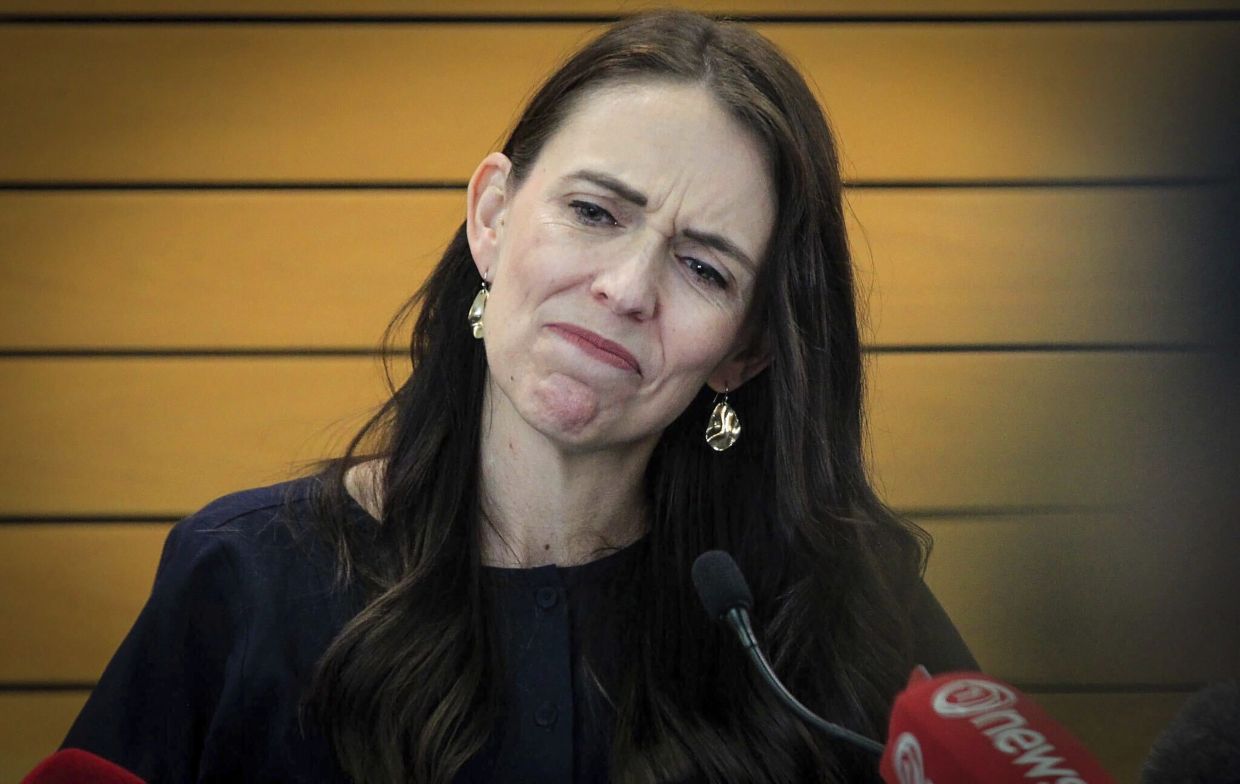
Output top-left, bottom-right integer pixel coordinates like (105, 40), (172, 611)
(467, 276), (489, 339)
(705, 386), (741, 451)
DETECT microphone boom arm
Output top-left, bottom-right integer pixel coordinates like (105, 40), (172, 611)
(726, 607), (885, 757)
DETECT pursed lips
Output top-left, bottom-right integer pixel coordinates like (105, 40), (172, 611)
(546, 323), (642, 375)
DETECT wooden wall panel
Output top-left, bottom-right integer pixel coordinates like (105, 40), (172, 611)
(1034, 691), (1191, 783)
(0, 357), (394, 516)
(1, 187), (1228, 349)
(0, 692), (90, 783)
(0, 191), (459, 349)
(0, 353), (1225, 514)
(2, 23), (1236, 182)
(0, 524), (168, 683)
(867, 352), (1225, 510)
(848, 186), (1234, 347)
(2, 6), (1235, 779)
(5, 1), (1240, 15)
(922, 515), (1240, 685)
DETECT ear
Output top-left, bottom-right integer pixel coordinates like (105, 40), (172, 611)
(465, 152), (513, 279)
(706, 330), (771, 394)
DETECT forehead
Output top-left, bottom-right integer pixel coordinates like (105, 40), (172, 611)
(526, 82), (775, 248)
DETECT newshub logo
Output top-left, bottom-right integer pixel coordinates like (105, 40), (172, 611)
(931, 679), (1091, 784)
(932, 679), (1017, 717)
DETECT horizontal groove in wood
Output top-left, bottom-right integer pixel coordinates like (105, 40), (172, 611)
(2, 187), (1233, 348)
(3, 1), (1240, 17)
(0, 682), (96, 692)
(0, 353), (1231, 515)
(1, 24), (1236, 181)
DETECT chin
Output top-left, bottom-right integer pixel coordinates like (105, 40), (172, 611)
(527, 380), (603, 438)
(495, 370), (655, 452)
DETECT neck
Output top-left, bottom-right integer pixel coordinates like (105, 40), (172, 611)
(477, 381), (652, 568)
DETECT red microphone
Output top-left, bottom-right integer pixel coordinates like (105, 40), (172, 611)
(22, 749), (146, 784)
(881, 669), (1117, 784)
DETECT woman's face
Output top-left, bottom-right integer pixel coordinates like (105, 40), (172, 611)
(466, 81), (775, 452)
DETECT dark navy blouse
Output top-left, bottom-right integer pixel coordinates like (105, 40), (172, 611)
(60, 477), (976, 783)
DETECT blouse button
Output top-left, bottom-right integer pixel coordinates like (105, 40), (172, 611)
(536, 586), (559, 609)
(534, 701), (559, 728)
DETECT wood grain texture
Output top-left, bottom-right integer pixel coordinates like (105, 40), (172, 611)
(1, 353), (1225, 515)
(2, 187), (1231, 349)
(2, 23), (1236, 182)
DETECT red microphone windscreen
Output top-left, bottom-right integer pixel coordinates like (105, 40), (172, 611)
(881, 670), (1117, 784)
(21, 748), (146, 784)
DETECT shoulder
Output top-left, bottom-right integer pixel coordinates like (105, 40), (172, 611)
(60, 476), (350, 775)
(178, 476), (319, 537)
(150, 475), (348, 616)
(162, 476), (321, 562)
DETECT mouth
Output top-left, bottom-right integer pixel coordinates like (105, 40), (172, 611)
(547, 323), (642, 375)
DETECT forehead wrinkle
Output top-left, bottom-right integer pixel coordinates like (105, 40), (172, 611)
(535, 83), (772, 263)
(638, 171), (765, 273)
(681, 227), (756, 272)
(560, 168), (648, 207)
(668, 172), (767, 272)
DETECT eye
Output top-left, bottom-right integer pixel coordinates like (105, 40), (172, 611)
(569, 200), (618, 227)
(681, 256), (728, 290)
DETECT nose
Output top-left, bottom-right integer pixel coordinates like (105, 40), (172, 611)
(589, 236), (660, 321)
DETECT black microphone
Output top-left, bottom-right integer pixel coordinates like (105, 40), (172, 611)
(691, 550), (884, 757)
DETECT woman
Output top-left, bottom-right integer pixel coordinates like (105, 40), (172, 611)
(60, 10), (975, 783)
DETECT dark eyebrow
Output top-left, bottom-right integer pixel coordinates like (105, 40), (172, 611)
(565, 168), (756, 271)
(683, 228), (756, 272)
(565, 169), (648, 207)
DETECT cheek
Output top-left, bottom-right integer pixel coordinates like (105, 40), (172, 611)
(498, 225), (579, 301)
(661, 308), (740, 376)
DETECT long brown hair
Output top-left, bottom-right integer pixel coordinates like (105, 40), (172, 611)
(296, 10), (929, 782)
